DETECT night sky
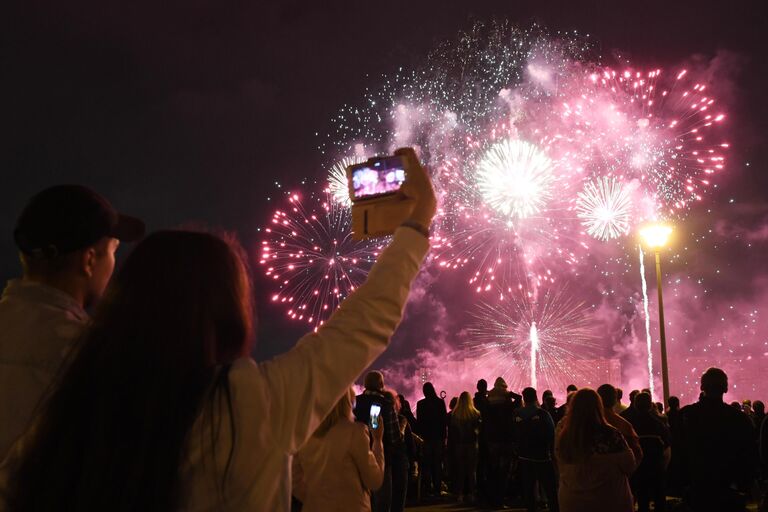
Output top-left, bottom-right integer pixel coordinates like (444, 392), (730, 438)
(2, 1), (767, 396)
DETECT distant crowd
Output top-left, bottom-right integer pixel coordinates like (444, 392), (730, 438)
(321, 368), (766, 512)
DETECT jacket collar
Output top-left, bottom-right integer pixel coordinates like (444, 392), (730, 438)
(2, 279), (89, 323)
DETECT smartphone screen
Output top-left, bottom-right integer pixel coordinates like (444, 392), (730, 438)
(369, 403), (382, 429)
(349, 156), (406, 200)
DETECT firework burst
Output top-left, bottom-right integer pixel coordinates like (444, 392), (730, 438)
(464, 285), (599, 391)
(326, 156), (365, 207)
(319, 21), (590, 166)
(560, 67), (727, 214)
(290, 21), (740, 400)
(259, 191), (380, 330)
(476, 139), (556, 220)
(576, 177), (634, 241)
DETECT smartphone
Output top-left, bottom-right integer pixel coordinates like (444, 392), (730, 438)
(369, 403), (382, 430)
(348, 156), (407, 201)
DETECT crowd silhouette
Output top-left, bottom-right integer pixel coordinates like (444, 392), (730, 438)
(323, 371), (765, 512)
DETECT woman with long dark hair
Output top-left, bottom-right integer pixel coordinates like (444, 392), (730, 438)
(555, 388), (638, 512)
(0, 148), (435, 511)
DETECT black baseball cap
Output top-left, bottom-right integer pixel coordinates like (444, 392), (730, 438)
(14, 185), (146, 256)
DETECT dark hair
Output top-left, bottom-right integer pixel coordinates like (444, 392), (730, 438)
(383, 389), (401, 414)
(364, 371), (384, 391)
(635, 392), (653, 412)
(20, 247), (82, 277)
(558, 389), (608, 464)
(701, 367), (728, 395)
(7, 230), (253, 510)
(566, 384), (578, 393)
(423, 382), (437, 398)
(477, 379), (488, 392)
(668, 396), (680, 409)
(522, 387), (537, 404)
(616, 387), (623, 400)
(597, 384), (617, 409)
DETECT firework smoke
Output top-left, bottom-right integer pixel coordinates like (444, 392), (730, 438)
(259, 22), (757, 404)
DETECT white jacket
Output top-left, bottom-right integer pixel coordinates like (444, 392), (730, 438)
(294, 419), (384, 512)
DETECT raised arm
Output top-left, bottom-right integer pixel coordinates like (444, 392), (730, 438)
(259, 148), (436, 452)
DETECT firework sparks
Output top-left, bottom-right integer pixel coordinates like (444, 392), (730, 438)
(476, 139), (555, 220)
(299, 21), (740, 401)
(465, 286), (599, 391)
(327, 156), (364, 207)
(560, 67), (727, 214)
(639, 245), (655, 398)
(576, 177), (633, 240)
(259, 191), (380, 330)
(530, 321), (540, 389)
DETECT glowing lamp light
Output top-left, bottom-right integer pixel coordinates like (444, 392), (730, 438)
(640, 224), (673, 249)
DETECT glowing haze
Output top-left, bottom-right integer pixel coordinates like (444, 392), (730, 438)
(258, 21), (756, 405)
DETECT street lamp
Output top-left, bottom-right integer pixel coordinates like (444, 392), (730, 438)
(639, 223), (673, 407)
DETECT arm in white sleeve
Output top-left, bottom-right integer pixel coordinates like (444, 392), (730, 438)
(260, 227), (429, 452)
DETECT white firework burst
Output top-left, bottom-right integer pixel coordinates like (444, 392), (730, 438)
(327, 156), (365, 207)
(464, 285), (599, 392)
(476, 139), (555, 220)
(575, 177), (633, 241)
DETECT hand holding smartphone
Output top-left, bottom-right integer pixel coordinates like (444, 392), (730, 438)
(369, 403), (382, 430)
(368, 403), (384, 444)
(349, 157), (407, 201)
(347, 147), (434, 240)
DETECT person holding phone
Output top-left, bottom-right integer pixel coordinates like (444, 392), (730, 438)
(0, 147), (435, 511)
(354, 371), (402, 512)
(370, 404), (383, 430)
(293, 389), (385, 512)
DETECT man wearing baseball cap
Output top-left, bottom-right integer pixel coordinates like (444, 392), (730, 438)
(0, 185), (145, 457)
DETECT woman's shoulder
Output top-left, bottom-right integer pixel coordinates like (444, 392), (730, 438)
(225, 357), (259, 380)
(222, 358), (260, 388)
(330, 418), (367, 434)
(221, 358), (268, 405)
(345, 419), (369, 433)
(230, 357), (258, 371)
(334, 419), (371, 444)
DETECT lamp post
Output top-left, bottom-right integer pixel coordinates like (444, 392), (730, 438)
(639, 224), (673, 407)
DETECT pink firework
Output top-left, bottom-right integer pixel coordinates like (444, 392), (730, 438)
(259, 191), (381, 330)
(559, 67), (728, 215)
(430, 63), (728, 291)
(430, 125), (587, 294)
